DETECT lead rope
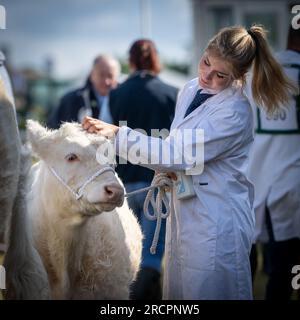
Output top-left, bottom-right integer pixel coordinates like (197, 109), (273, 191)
(125, 173), (174, 255)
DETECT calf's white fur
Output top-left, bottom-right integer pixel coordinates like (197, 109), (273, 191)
(26, 120), (142, 299)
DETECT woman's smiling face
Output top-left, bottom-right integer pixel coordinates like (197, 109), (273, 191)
(198, 50), (234, 92)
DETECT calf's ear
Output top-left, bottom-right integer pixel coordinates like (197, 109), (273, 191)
(26, 120), (54, 158)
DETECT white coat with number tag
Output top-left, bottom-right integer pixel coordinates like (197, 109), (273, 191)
(247, 50), (300, 242)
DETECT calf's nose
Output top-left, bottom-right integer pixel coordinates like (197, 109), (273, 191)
(104, 183), (124, 203)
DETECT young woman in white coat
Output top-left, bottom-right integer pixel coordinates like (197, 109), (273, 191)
(82, 25), (295, 299)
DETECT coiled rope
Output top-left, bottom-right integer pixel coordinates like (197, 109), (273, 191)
(125, 173), (174, 254)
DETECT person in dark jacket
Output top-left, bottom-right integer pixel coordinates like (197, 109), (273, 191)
(47, 54), (120, 129)
(109, 39), (178, 300)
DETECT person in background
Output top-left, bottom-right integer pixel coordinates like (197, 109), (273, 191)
(47, 54), (120, 129)
(109, 39), (178, 300)
(248, 26), (300, 300)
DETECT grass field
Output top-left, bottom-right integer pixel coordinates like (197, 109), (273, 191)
(252, 245), (268, 299)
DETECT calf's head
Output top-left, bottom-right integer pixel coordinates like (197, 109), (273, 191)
(26, 120), (124, 215)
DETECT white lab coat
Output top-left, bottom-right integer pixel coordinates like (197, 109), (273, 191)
(116, 78), (255, 299)
(247, 50), (300, 242)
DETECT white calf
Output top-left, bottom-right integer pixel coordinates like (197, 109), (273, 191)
(26, 120), (142, 299)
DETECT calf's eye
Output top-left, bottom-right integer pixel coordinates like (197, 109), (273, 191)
(65, 153), (79, 162)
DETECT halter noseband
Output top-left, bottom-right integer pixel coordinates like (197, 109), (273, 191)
(48, 166), (115, 200)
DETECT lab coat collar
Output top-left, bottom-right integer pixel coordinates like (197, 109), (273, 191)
(198, 84), (221, 95)
(175, 83), (237, 128)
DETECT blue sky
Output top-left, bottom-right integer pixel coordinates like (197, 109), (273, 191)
(0, 0), (192, 78)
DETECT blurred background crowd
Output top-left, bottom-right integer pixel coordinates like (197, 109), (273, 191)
(0, 0), (295, 136)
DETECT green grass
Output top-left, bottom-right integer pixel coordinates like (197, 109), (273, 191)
(253, 245), (268, 299)
(252, 244), (299, 300)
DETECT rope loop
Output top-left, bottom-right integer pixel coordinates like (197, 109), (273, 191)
(137, 173), (174, 255)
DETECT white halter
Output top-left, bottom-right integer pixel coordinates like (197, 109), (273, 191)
(48, 166), (115, 200)
(49, 164), (173, 255)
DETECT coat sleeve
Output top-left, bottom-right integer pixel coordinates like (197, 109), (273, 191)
(115, 101), (251, 174)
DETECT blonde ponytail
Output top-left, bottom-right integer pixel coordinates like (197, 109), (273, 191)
(249, 25), (297, 114)
(207, 25), (297, 114)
